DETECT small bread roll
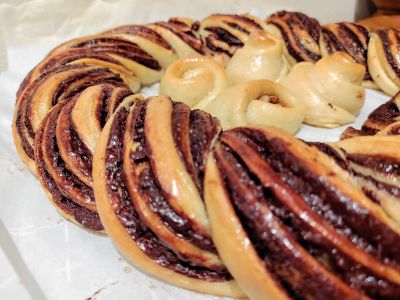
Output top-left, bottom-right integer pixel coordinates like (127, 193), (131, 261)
(159, 56), (228, 110)
(280, 52), (365, 128)
(368, 28), (400, 96)
(205, 79), (304, 133)
(226, 31), (291, 85)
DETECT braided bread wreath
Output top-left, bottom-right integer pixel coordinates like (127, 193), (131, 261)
(11, 10), (400, 299)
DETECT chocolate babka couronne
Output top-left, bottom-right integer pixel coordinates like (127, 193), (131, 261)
(205, 126), (400, 300)
(92, 95), (243, 296)
(11, 10), (400, 297)
(34, 83), (141, 232)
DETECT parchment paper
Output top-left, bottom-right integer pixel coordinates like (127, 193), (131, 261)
(0, 1), (385, 299)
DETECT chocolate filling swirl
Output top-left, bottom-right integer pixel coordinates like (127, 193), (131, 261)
(209, 127), (400, 299)
(102, 99), (230, 280)
(267, 10), (322, 63)
(321, 22), (371, 80)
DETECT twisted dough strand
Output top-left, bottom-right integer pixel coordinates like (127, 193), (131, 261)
(280, 52), (365, 128)
(159, 56), (228, 110)
(226, 31), (291, 85)
(93, 96), (244, 296)
(206, 126), (400, 300)
(368, 28), (400, 96)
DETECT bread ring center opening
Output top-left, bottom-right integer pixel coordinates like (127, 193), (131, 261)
(258, 94), (280, 104)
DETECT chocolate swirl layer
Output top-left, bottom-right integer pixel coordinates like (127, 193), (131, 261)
(150, 18), (204, 57)
(310, 136), (400, 227)
(320, 22), (372, 82)
(51, 35), (171, 85)
(199, 14), (264, 63)
(342, 91), (400, 139)
(266, 11), (322, 65)
(34, 83), (137, 232)
(13, 64), (131, 174)
(16, 48), (140, 98)
(205, 126), (400, 300)
(105, 18), (204, 62)
(92, 96), (243, 296)
(368, 28), (400, 96)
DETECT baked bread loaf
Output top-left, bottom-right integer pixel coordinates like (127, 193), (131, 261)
(92, 95), (243, 297)
(11, 10), (400, 299)
(205, 126), (400, 299)
(280, 52), (365, 127)
(205, 79), (304, 133)
(226, 31), (291, 85)
(159, 56), (228, 110)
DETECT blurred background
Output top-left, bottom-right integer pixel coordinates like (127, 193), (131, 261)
(0, 0), (398, 76)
